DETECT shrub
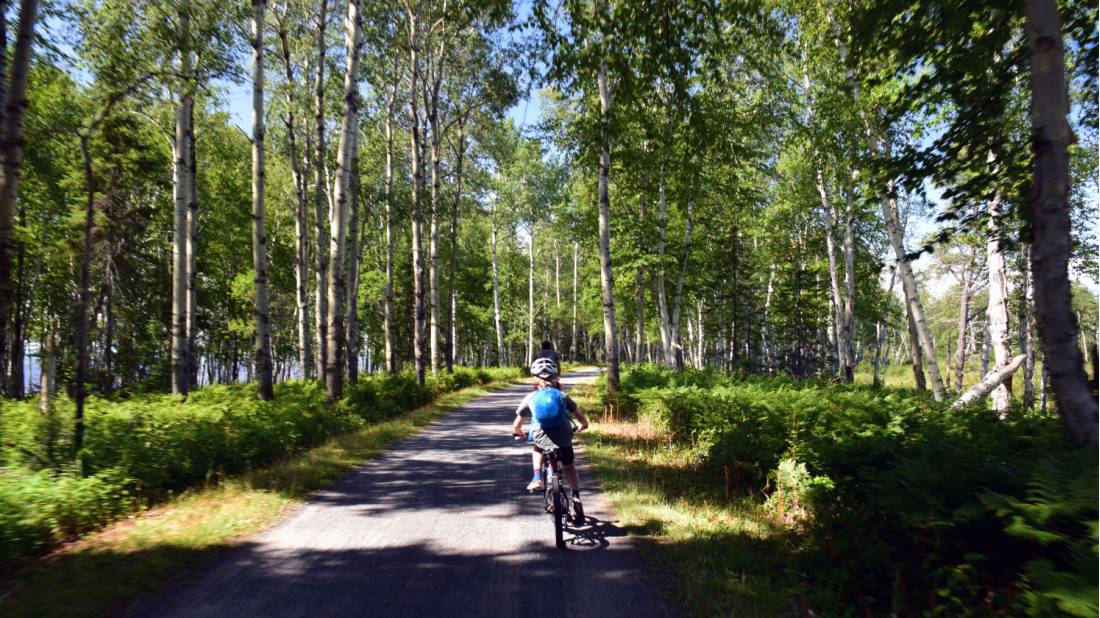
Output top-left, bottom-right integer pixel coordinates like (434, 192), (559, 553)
(601, 364), (1097, 615)
(0, 366), (517, 561)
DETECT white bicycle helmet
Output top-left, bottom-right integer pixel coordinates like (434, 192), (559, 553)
(530, 357), (558, 380)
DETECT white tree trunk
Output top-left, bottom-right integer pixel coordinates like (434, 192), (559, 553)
(571, 241), (578, 360)
(491, 206), (504, 366)
(953, 355), (1026, 409)
(596, 34), (620, 392)
(761, 263), (776, 370)
(954, 253), (974, 392)
(383, 58), (397, 374)
(1019, 243), (1037, 407)
(527, 232), (535, 366)
(185, 96), (198, 389)
(831, 13), (945, 400)
(312, 0), (329, 381)
(171, 0), (192, 396)
(276, 21), (312, 379)
(841, 186), (856, 380)
(407, 3), (425, 383)
(39, 328), (55, 416)
(987, 155), (1013, 412)
(251, 0), (274, 400)
(653, 155), (674, 368)
(1025, 0), (1097, 445)
(324, 0), (363, 401)
(670, 192), (693, 371)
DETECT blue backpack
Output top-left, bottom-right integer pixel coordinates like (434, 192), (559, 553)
(531, 388), (567, 429)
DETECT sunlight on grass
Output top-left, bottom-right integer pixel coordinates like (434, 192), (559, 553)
(575, 393), (804, 617)
(0, 382), (505, 618)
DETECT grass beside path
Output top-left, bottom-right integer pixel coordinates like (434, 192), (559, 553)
(0, 380), (514, 618)
(570, 383), (802, 617)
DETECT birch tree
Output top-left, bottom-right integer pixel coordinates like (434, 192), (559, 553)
(171, 0), (193, 396)
(1024, 0), (1097, 445)
(274, 6), (312, 379)
(830, 14), (947, 401)
(324, 0), (364, 402)
(312, 0), (329, 380)
(250, 0), (273, 400)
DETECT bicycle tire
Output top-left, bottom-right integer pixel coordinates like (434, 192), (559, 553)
(551, 473), (565, 548)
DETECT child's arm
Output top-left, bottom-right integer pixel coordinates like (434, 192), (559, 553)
(565, 396), (588, 430)
(513, 393), (533, 436)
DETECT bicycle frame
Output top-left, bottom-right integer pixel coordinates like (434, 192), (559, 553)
(542, 448), (572, 549)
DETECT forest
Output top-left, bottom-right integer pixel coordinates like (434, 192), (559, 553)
(0, 0), (1096, 615)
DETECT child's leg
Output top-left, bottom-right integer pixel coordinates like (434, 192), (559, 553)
(562, 463), (581, 496)
(531, 448), (544, 474)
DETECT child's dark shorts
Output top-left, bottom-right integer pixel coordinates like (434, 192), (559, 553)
(530, 424), (575, 466)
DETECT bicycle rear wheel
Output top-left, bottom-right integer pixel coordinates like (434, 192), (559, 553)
(551, 474), (565, 548)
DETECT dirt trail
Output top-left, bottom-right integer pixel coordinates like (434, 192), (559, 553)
(135, 368), (669, 618)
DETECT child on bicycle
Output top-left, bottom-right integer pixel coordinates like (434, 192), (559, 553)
(512, 358), (589, 524)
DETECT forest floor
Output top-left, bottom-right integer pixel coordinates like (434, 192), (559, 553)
(0, 377), (515, 617)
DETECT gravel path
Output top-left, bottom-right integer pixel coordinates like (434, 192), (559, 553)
(135, 368), (669, 618)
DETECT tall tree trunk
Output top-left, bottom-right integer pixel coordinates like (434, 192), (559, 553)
(39, 327), (54, 414)
(425, 23), (447, 375)
(250, 0), (274, 401)
(1018, 243), (1037, 407)
(346, 144), (362, 385)
(383, 57), (398, 374)
(186, 92), (198, 389)
(324, 0), (363, 402)
(527, 233), (535, 366)
(670, 192), (694, 371)
(75, 134), (97, 453)
(954, 253), (974, 392)
(1024, 0), (1096, 445)
(634, 140), (649, 362)
(841, 187), (856, 381)
(276, 17), (312, 379)
(0, 0), (34, 393)
(491, 206), (504, 366)
(596, 33), (620, 393)
(653, 155), (674, 368)
(312, 0), (330, 381)
(987, 162), (1013, 411)
(804, 56), (854, 382)
(101, 254), (113, 390)
(907, 309), (927, 390)
(831, 14), (946, 400)
(761, 263), (775, 370)
(171, 0), (192, 397)
(571, 241), (578, 360)
(445, 115), (467, 373)
(407, 4), (425, 384)
(8, 218), (24, 397)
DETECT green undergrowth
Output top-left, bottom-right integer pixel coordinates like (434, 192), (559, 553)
(579, 364), (1097, 617)
(0, 379), (513, 618)
(0, 366), (522, 563)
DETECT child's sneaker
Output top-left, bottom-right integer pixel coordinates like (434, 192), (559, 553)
(526, 478), (543, 492)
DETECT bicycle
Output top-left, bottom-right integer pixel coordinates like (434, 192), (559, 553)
(515, 422), (583, 549)
(541, 445), (574, 549)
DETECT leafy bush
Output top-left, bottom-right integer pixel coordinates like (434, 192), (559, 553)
(602, 365), (1097, 615)
(0, 366), (519, 561)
